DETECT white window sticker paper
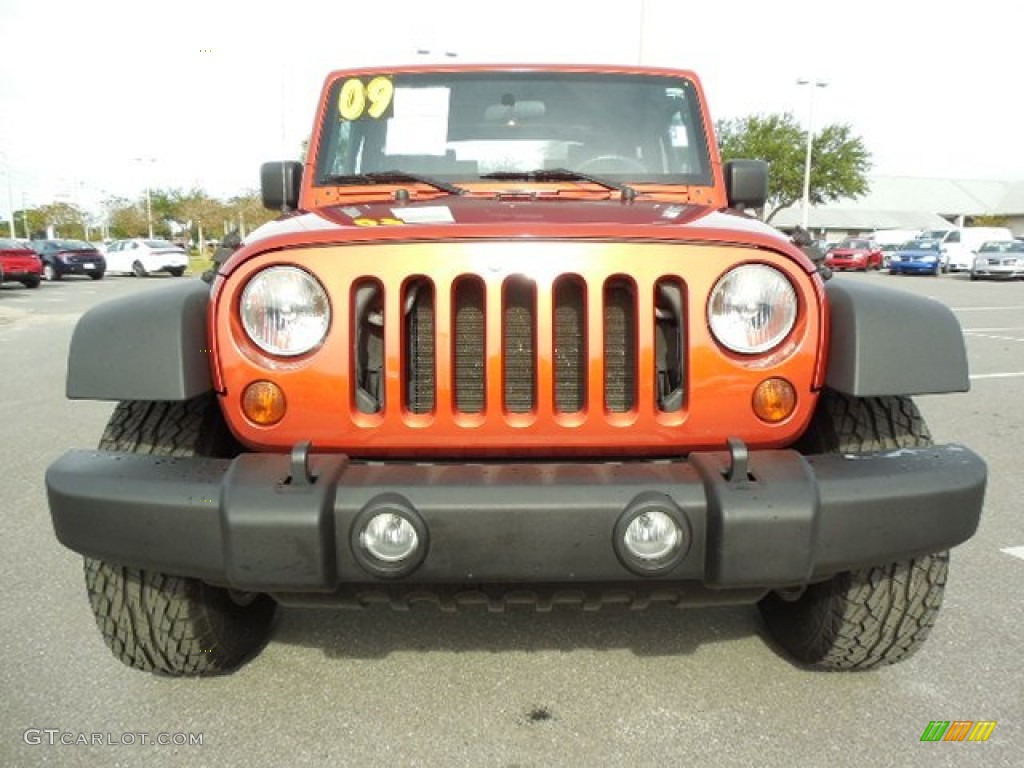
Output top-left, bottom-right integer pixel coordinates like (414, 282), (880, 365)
(385, 87), (451, 157)
(390, 206), (455, 224)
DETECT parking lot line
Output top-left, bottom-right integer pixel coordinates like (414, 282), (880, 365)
(962, 327), (1024, 332)
(952, 305), (1024, 312)
(969, 372), (1024, 380)
(1001, 546), (1024, 561)
(963, 332), (1024, 343)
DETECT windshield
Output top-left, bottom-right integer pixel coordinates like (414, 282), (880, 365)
(839, 239), (871, 249)
(54, 240), (94, 250)
(979, 241), (1024, 253)
(905, 239), (940, 251)
(315, 71), (712, 186)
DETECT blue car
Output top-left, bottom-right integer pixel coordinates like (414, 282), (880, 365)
(889, 238), (944, 276)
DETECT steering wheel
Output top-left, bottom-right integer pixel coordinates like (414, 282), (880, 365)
(576, 154), (649, 174)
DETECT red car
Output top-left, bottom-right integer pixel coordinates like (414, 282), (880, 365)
(824, 237), (883, 271)
(0, 238), (42, 288)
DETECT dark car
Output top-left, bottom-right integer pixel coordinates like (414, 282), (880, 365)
(823, 237), (883, 271)
(30, 239), (106, 281)
(0, 238), (43, 288)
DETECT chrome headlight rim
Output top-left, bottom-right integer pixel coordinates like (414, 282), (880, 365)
(240, 265), (331, 357)
(707, 263), (798, 355)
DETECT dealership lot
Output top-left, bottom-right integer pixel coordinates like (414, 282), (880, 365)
(1, 272), (1021, 767)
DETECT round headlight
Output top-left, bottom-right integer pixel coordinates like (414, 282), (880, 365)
(708, 264), (797, 354)
(240, 266), (330, 356)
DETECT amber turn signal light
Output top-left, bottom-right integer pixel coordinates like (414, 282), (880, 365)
(242, 380), (286, 426)
(752, 378), (796, 423)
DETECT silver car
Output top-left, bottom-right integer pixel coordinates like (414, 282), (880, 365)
(970, 240), (1024, 281)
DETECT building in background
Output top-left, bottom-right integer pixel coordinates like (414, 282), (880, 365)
(774, 176), (1024, 240)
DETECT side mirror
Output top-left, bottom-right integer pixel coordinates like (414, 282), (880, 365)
(723, 159), (768, 210)
(260, 161), (303, 212)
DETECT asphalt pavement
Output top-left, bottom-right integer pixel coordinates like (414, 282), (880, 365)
(0, 270), (1021, 767)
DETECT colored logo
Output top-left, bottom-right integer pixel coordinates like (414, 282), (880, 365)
(920, 721), (996, 742)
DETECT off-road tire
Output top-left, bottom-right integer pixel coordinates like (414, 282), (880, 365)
(85, 559), (275, 676)
(86, 395), (275, 676)
(760, 389), (948, 670)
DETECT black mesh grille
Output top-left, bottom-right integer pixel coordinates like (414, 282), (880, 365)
(553, 278), (586, 413)
(406, 281), (435, 414)
(603, 279), (636, 412)
(453, 279), (485, 413)
(503, 280), (536, 413)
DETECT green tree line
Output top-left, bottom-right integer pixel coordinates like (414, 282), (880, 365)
(1, 188), (278, 246)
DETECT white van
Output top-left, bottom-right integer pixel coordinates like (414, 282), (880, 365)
(919, 227), (1015, 272)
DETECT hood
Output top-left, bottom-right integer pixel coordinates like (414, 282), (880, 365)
(228, 196), (811, 275)
(252, 196), (788, 242)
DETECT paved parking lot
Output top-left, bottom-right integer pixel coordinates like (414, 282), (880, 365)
(0, 271), (1021, 767)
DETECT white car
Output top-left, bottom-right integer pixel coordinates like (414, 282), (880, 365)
(104, 239), (188, 277)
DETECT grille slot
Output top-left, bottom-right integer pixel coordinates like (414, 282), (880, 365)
(353, 279), (384, 414)
(405, 280), (435, 414)
(553, 277), (586, 413)
(503, 279), (536, 413)
(603, 278), (636, 413)
(655, 279), (685, 412)
(453, 278), (485, 413)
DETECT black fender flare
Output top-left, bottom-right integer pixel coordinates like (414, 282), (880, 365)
(67, 280), (213, 401)
(824, 279), (969, 397)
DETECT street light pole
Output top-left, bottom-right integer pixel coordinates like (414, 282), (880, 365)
(797, 78), (828, 231)
(133, 157), (156, 238)
(0, 151), (16, 238)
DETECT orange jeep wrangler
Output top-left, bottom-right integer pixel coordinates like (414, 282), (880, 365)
(46, 65), (986, 676)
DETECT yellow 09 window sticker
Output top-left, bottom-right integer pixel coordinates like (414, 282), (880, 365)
(338, 76), (395, 121)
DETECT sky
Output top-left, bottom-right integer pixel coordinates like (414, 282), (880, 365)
(0, 0), (1020, 220)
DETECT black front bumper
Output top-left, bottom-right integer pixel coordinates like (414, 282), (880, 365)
(45, 443), (986, 596)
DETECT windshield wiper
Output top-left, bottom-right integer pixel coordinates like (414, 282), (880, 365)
(322, 171), (466, 196)
(479, 169), (637, 201)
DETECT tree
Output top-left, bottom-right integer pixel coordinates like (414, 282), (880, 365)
(225, 191), (277, 237)
(716, 113), (872, 223)
(32, 202), (88, 239)
(104, 196), (149, 238)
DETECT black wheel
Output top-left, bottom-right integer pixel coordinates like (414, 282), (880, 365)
(43, 262), (60, 281)
(89, 271), (104, 280)
(168, 267), (185, 277)
(132, 260), (148, 277)
(84, 396), (275, 676)
(759, 390), (949, 670)
(22, 275), (41, 289)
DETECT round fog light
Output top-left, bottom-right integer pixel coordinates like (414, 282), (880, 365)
(361, 513), (419, 563)
(623, 511), (682, 562)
